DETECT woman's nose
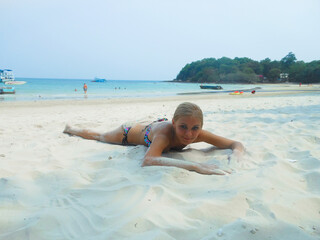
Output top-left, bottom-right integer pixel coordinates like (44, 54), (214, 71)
(186, 130), (192, 137)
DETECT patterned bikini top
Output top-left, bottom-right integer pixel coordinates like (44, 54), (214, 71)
(144, 118), (168, 147)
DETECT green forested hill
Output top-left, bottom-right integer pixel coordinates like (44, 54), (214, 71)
(175, 52), (320, 84)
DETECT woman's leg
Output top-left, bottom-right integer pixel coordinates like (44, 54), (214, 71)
(63, 125), (124, 144)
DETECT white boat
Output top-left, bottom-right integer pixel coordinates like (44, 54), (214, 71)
(5, 81), (26, 85)
(0, 69), (15, 83)
(0, 69), (26, 85)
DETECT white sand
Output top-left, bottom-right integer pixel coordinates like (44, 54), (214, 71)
(0, 90), (320, 240)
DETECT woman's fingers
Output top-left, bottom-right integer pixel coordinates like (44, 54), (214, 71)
(207, 167), (232, 175)
(207, 164), (219, 169)
(210, 169), (227, 175)
(198, 163), (232, 175)
(221, 169), (232, 174)
(228, 151), (244, 163)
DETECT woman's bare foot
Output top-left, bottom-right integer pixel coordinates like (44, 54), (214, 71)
(63, 124), (72, 135)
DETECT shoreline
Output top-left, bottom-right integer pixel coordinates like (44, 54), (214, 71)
(1, 82), (319, 104)
(1, 84), (319, 108)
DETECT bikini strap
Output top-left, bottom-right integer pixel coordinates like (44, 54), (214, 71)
(143, 118), (168, 147)
(157, 118), (168, 122)
(144, 126), (152, 147)
(122, 127), (131, 145)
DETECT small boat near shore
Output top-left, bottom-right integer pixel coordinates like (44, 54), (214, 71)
(5, 81), (26, 85)
(200, 85), (223, 90)
(92, 77), (107, 82)
(0, 86), (15, 94)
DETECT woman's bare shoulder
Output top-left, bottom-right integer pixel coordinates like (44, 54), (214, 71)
(151, 122), (172, 143)
(195, 129), (217, 142)
(157, 122), (173, 135)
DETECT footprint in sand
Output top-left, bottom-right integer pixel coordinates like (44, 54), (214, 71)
(303, 135), (320, 144)
(303, 171), (320, 194)
(245, 198), (276, 220)
(297, 157), (320, 170)
(288, 150), (320, 170)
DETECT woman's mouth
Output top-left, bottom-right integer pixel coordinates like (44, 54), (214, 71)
(182, 137), (192, 142)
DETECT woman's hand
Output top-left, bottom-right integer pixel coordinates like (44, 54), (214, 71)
(228, 141), (245, 163)
(196, 163), (231, 175)
(228, 148), (254, 170)
(143, 156), (232, 176)
(228, 148), (244, 163)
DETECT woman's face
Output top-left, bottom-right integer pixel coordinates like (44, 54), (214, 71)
(173, 115), (202, 145)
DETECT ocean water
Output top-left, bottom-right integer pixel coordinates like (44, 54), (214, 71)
(0, 78), (260, 102)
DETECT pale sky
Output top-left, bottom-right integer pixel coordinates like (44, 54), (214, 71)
(1, 0), (319, 80)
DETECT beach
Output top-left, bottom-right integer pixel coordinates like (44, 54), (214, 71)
(0, 87), (320, 240)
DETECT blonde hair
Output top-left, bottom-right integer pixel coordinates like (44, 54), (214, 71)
(173, 102), (203, 126)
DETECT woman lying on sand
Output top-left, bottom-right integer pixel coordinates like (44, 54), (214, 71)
(63, 102), (244, 175)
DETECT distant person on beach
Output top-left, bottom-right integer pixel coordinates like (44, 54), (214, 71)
(63, 102), (245, 175)
(83, 83), (88, 94)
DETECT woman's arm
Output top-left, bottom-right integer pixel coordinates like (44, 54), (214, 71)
(142, 135), (230, 175)
(197, 130), (245, 161)
(197, 130), (245, 152)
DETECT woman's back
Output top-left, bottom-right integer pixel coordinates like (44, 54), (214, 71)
(124, 120), (172, 147)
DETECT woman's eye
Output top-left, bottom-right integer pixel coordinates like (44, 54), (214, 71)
(180, 125), (187, 130)
(192, 126), (199, 131)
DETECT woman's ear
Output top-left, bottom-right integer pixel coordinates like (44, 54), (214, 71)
(172, 119), (175, 126)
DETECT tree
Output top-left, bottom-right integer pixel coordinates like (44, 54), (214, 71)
(243, 67), (255, 74)
(281, 52), (297, 71)
(304, 61), (320, 83)
(175, 54), (320, 83)
(289, 61), (306, 82)
(244, 61), (262, 74)
(234, 57), (252, 68)
(268, 68), (281, 82)
(260, 58), (271, 77)
(221, 72), (258, 83)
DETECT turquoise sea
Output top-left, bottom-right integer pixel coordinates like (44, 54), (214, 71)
(0, 78), (264, 102)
